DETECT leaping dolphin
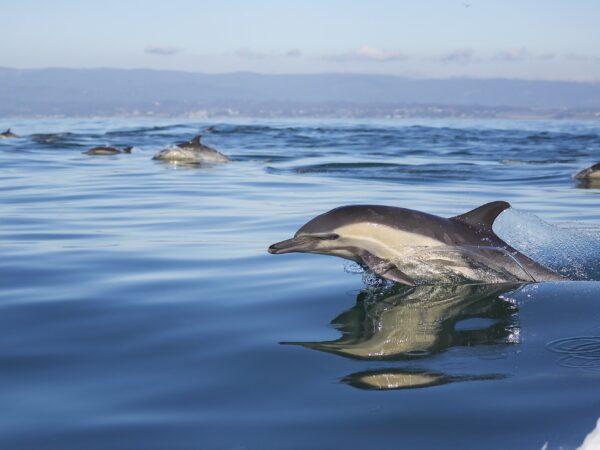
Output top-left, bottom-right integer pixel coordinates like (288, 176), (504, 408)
(153, 134), (230, 163)
(268, 201), (566, 285)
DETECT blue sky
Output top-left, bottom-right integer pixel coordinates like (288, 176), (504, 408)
(2, 0), (599, 80)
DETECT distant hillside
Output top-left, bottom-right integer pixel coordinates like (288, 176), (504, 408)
(1, 67), (600, 117)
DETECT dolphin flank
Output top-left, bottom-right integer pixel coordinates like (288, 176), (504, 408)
(152, 134), (230, 163)
(268, 201), (566, 286)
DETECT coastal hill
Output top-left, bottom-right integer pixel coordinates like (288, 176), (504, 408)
(1, 67), (599, 118)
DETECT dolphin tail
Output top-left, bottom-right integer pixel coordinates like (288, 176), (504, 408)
(122, 146), (133, 153)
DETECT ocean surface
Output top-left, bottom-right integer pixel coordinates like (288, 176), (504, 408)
(1, 117), (600, 450)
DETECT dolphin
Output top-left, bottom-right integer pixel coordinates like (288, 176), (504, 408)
(575, 162), (600, 180)
(83, 146), (133, 155)
(268, 201), (566, 285)
(0, 128), (18, 139)
(152, 134), (230, 163)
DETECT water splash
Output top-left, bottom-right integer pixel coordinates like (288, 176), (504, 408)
(495, 209), (600, 281)
(344, 245), (539, 286)
(344, 262), (394, 288)
(391, 245), (537, 285)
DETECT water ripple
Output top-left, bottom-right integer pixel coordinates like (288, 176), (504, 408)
(547, 336), (600, 369)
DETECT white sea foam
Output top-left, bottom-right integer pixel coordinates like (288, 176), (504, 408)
(578, 417), (600, 450)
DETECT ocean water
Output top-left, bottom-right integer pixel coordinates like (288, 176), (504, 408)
(1, 117), (600, 450)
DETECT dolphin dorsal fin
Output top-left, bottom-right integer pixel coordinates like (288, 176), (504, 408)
(451, 201), (511, 230)
(190, 134), (202, 145)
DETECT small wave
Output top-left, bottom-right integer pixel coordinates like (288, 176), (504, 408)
(31, 132), (80, 144)
(283, 161), (480, 183)
(526, 131), (600, 142)
(29, 132), (88, 149)
(205, 124), (280, 135)
(104, 124), (188, 136)
(294, 162), (405, 173)
(500, 158), (576, 165)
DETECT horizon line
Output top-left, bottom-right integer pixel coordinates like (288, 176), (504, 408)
(0, 66), (598, 84)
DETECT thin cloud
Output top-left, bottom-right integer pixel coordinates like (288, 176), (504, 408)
(565, 52), (589, 61)
(491, 48), (532, 62)
(285, 48), (302, 57)
(328, 46), (408, 62)
(236, 48), (303, 59)
(434, 48), (560, 64)
(491, 48), (562, 62)
(436, 48), (479, 64)
(565, 52), (600, 62)
(235, 48), (267, 60)
(144, 45), (181, 56)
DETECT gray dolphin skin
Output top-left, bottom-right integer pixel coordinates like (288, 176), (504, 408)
(83, 146), (133, 155)
(575, 162), (600, 180)
(268, 201), (566, 285)
(152, 134), (230, 163)
(0, 128), (18, 139)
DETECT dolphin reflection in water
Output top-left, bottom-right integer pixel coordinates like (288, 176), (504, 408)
(284, 283), (521, 390)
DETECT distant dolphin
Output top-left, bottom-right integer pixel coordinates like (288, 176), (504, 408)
(83, 146), (133, 155)
(152, 134), (230, 163)
(268, 201), (566, 285)
(575, 162), (600, 180)
(0, 128), (18, 139)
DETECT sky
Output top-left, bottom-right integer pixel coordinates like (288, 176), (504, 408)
(1, 0), (599, 81)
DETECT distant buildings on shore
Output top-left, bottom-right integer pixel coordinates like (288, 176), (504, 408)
(8, 103), (600, 120)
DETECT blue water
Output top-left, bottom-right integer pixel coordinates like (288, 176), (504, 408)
(1, 117), (600, 450)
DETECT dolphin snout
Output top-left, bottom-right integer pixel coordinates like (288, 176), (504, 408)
(268, 237), (306, 254)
